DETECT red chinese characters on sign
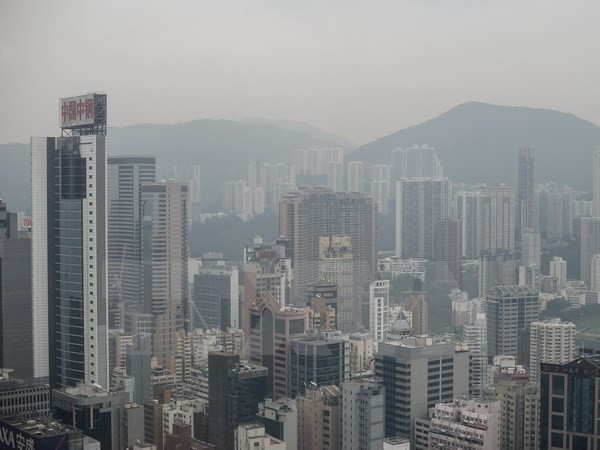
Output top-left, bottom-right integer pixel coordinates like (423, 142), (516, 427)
(68, 100), (77, 121)
(85, 98), (94, 119)
(61, 101), (69, 123)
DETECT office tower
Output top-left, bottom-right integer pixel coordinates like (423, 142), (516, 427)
(517, 147), (536, 234)
(347, 161), (365, 193)
(416, 398), (500, 450)
(581, 217), (600, 287)
(141, 182), (188, 372)
(483, 380), (539, 450)
(520, 227), (541, 267)
(400, 291), (428, 335)
(52, 383), (129, 450)
(395, 177), (451, 259)
(369, 280), (390, 342)
(371, 180), (390, 214)
(0, 417), (101, 449)
(297, 385), (340, 450)
(189, 164), (202, 225)
(0, 370), (50, 419)
(478, 251), (518, 297)
(463, 313), (488, 398)
(375, 336), (470, 445)
(208, 352), (268, 450)
(594, 150), (600, 217)
(539, 357), (600, 449)
(107, 156), (156, 307)
(248, 293), (309, 398)
(307, 282), (338, 331)
(433, 219), (462, 286)
(340, 379), (385, 450)
(289, 330), (350, 397)
(549, 256), (568, 288)
(457, 188), (516, 259)
(528, 319), (576, 384)
(126, 332), (152, 404)
(391, 145), (444, 182)
(318, 235), (356, 331)
(191, 258), (239, 330)
(349, 332), (374, 375)
(256, 398), (298, 450)
(235, 423), (285, 450)
(486, 285), (539, 363)
(31, 93), (108, 387)
(0, 201), (33, 378)
(279, 187), (377, 303)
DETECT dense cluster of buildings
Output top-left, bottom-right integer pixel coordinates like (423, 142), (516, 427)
(3, 92), (600, 449)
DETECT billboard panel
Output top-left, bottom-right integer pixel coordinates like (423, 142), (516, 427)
(60, 94), (96, 128)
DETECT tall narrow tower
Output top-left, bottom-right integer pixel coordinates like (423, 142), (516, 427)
(517, 147), (535, 234)
(31, 93), (109, 388)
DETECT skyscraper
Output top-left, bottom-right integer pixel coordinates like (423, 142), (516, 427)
(517, 147), (536, 234)
(395, 177), (451, 259)
(549, 256), (567, 288)
(580, 217), (600, 288)
(347, 161), (365, 193)
(593, 150), (600, 217)
(279, 187), (377, 303)
(369, 279), (390, 342)
(432, 219), (462, 286)
(31, 93), (108, 388)
(339, 379), (385, 450)
(141, 181), (188, 372)
(189, 164), (202, 225)
(296, 384), (340, 450)
(486, 285), (539, 363)
(107, 156), (156, 308)
(0, 200), (33, 378)
(371, 180), (390, 214)
(528, 319), (576, 384)
(391, 145), (444, 182)
(456, 187), (515, 259)
(375, 336), (470, 445)
(463, 313), (488, 398)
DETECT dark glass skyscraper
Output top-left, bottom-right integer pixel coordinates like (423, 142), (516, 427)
(31, 93), (109, 388)
(517, 147), (535, 234)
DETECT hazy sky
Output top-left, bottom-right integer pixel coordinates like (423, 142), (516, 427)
(1, 0), (599, 145)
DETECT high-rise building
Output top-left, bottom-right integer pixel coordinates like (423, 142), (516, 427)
(107, 156), (156, 308)
(537, 184), (573, 240)
(395, 177), (451, 259)
(0, 200), (33, 378)
(256, 398), (298, 450)
(486, 285), (539, 363)
(52, 383), (129, 450)
(539, 357), (600, 449)
(391, 145), (444, 182)
(517, 147), (536, 234)
(296, 384), (340, 450)
(528, 319), (576, 384)
(0, 371), (50, 419)
(189, 164), (202, 225)
(433, 219), (462, 286)
(371, 180), (390, 214)
(483, 380), (539, 450)
(478, 251), (518, 297)
(369, 280), (390, 342)
(208, 352), (268, 450)
(581, 217), (600, 288)
(593, 150), (600, 217)
(520, 227), (541, 267)
(31, 93), (109, 388)
(348, 332), (374, 375)
(400, 291), (429, 335)
(279, 187), (377, 303)
(318, 235), (356, 331)
(141, 182), (188, 373)
(289, 330), (349, 397)
(340, 379), (385, 450)
(456, 188), (515, 259)
(247, 293), (309, 398)
(549, 256), (567, 288)
(375, 336), (470, 445)
(347, 161), (365, 193)
(191, 257), (239, 331)
(306, 282), (338, 331)
(463, 313), (488, 398)
(126, 332), (152, 404)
